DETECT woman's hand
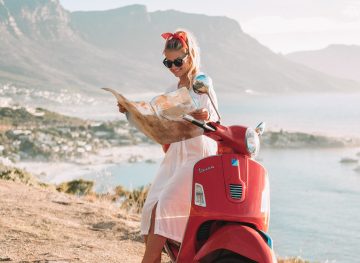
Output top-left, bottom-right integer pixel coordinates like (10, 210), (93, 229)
(117, 102), (127, 113)
(190, 108), (209, 121)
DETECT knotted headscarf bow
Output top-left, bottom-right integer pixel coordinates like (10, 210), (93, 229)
(161, 32), (188, 49)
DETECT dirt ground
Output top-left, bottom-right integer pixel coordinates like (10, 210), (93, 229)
(0, 180), (170, 263)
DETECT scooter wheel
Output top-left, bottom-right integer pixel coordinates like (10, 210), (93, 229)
(212, 255), (253, 263)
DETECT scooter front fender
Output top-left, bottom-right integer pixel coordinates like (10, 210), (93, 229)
(194, 224), (277, 263)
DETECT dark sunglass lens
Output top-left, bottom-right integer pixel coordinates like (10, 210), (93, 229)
(173, 58), (183, 67)
(163, 59), (172, 68)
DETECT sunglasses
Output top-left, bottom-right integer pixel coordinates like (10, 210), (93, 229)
(163, 53), (189, 68)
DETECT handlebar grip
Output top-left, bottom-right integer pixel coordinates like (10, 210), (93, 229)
(183, 115), (216, 132)
(183, 114), (203, 126)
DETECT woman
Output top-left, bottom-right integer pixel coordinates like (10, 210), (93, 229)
(118, 29), (219, 263)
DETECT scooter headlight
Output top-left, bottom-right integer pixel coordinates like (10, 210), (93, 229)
(245, 128), (260, 157)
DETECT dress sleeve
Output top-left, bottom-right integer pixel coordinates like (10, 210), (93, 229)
(193, 75), (219, 122)
(165, 84), (177, 93)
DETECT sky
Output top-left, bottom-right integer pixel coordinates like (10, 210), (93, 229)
(59, 0), (360, 53)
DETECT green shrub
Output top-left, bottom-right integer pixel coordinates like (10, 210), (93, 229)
(0, 164), (38, 186)
(57, 179), (94, 195)
(115, 185), (150, 213)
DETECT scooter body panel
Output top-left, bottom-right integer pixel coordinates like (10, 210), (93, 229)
(174, 154), (272, 262)
(194, 224), (276, 263)
(191, 154), (269, 231)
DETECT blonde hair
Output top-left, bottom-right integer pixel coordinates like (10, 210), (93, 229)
(163, 29), (200, 87)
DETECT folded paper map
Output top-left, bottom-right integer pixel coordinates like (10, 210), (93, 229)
(102, 87), (203, 145)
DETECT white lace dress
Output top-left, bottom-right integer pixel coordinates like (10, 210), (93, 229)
(140, 77), (219, 242)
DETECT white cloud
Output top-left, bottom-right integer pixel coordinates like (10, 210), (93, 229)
(341, 2), (360, 19)
(242, 16), (360, 35)
(240, 16), (360, 53)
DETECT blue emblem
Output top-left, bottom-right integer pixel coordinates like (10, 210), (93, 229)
(231, 159), (239, 166)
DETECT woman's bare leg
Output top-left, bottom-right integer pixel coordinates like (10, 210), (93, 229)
(142, 204), (166, 263)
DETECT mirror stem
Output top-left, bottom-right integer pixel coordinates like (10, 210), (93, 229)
(206, 94), (221, 123)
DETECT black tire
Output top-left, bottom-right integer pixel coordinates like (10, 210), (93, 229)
(212, 255), (253, 263)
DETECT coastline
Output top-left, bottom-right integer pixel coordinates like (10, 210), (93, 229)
(16, 144), (164, 185)
(14, 136), (360, 191)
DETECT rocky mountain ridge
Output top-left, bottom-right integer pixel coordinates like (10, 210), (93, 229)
(287, 44), (360, 83)
(0, 0), (359, 106)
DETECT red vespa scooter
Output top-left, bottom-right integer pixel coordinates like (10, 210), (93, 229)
(163, 75), (277, 263)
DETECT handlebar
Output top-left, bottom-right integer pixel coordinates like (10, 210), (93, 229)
(183, 114), (216, 132)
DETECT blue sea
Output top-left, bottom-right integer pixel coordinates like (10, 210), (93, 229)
(217, 92), (360, 137)
(67, 92), (360, 138)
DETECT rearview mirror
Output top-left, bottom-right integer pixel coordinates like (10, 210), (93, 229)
(193, 74), (210, 95)
(255, 122), (266, 136)
(192, 74), (221, 123)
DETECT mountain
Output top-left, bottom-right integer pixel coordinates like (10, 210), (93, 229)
(70, 7), (360, 94)
(0, 0), (359, 106)
(0, 0), (97, 92)
(0, 0), (74, 39)
(286, 44), (360, 83)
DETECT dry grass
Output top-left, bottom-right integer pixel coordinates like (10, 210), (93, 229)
(0, 180), (146, 263)
(115, 184), (150, 213)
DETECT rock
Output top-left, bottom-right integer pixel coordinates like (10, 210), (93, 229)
(340, 157), (358, 164)
(128, 154), (143, 163)
(52, 200), (71, 206)
(91, 221), (116, 231)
